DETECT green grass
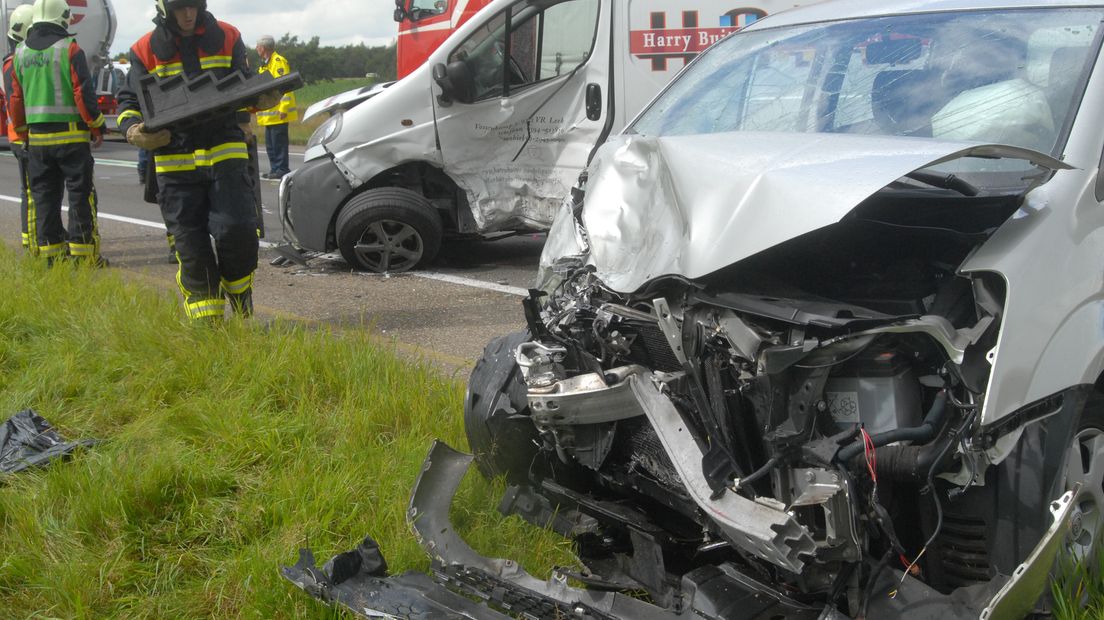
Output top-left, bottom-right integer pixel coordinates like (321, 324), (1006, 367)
(0, 248), (573, 618)
(1052, 549), (1104, 619)
(253, 78), (377, 147)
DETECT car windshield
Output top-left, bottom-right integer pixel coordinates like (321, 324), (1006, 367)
(632, 8), (1102, 174)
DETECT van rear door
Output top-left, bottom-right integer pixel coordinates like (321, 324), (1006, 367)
(431, 0), (610, 234)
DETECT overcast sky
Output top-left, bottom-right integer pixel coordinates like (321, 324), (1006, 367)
(110, 0), (398, 55)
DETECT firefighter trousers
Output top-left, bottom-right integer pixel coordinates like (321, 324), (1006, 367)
(158, 159), (259, 320)
(12, 144), (31, 250)
(27, 141), (100, 260)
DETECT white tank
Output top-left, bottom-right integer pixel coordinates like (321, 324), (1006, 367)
(1, 0), (116, 75)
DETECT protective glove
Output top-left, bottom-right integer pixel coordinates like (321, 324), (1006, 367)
(126, 123), (171, 150)
(254, 89), (283, 111)
(239, 122), (256, 146)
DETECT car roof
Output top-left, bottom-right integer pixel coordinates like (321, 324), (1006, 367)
(747, 0), (1104, 30)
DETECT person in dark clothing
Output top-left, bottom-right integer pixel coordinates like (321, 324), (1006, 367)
(2, 4), (34, 251)
(7, 0), (106, 265)
(115, 0), (276, 319)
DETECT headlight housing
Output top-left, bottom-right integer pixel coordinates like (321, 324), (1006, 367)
(306, 112), (343, 150)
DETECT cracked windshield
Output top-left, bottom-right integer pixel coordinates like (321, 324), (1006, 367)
(633, 8), (1101, 165)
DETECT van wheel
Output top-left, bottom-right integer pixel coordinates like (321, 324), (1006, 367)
(335, 188), (443, 273)
(1064, 403), (1104, 560)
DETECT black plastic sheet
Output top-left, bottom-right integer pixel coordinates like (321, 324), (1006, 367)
(0, 410), (96, 475)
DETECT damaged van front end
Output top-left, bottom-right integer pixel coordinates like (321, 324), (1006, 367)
(284, 2), (1104, 618)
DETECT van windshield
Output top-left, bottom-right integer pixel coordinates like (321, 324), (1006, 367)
(632, 8), (1102, 162)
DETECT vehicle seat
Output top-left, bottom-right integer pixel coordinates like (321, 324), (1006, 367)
(871, 69), (940, 137)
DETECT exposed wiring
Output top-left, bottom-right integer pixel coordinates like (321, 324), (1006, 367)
(794, 345), (870, 369)
(889, 409), (978, 598)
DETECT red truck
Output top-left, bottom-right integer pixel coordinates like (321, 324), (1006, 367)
(393, 0), (493, 78)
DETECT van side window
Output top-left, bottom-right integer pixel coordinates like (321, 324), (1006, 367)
(448, 0), (600, 102)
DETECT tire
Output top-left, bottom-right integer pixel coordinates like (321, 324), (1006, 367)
(335, 188), (443, 273)
(464, 331), (542, 483)
(1064, 400), (1104, 560)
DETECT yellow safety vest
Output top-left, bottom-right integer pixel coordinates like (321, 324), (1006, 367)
(256, 51), (297, 126)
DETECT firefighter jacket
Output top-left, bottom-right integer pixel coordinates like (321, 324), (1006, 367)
(256, 50), (296, 125)
(3, 54), (23, 144)
(0, 56), (8, 142)
(115, 11), (251, 175)
(6, 23), (104, 146)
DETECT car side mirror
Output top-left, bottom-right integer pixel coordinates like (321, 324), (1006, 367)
(433, 61), (475, 106)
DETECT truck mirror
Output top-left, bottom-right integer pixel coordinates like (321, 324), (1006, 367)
(394, 8), (406, 22)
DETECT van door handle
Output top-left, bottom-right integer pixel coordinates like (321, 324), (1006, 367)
(586, 83), (602, 121)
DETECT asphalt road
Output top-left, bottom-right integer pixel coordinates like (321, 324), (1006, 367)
(0, 139), (547, 375)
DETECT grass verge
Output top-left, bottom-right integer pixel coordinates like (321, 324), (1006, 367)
(0, 248), (573, 618)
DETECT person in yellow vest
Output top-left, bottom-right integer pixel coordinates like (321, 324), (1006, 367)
(254, 35), (296, 180)
(7, 0), (106, 265)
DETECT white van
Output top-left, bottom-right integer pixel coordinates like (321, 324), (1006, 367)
(279, 0), (816, 272)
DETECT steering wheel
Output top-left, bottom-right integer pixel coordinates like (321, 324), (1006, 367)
(493, 39), (528, 87)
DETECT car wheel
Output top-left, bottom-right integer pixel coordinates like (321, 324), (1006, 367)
(335, 188), (443, 273)
(1064, 403), (1104, 559)
(464, 331), (541, 483)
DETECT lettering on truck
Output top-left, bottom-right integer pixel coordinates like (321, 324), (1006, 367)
(631, 8), (766, 70)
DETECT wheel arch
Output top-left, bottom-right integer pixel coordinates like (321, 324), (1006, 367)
(326, 161), (470, 249)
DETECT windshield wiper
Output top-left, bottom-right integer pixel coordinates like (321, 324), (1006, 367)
(903, 171), (980, 196)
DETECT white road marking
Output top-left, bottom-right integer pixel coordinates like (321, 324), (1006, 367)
(0, 193), (277, 248)
(413, 271), (529, 297)
(0, 194), (528, 297)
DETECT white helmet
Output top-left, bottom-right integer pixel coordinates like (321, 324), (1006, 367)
(30, 0), (72, 29)
(7, 4), (34, 42)
(155, 0), (206, 20)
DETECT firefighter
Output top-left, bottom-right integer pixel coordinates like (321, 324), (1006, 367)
(115, 0), (278, 319)
(7, 0), (106, 264)
(254, 34), (296, 180)
(2, 4), (34, 251)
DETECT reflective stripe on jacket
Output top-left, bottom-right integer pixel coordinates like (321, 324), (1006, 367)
(256, 51), (297, 125)
(153, 141), (249, 173)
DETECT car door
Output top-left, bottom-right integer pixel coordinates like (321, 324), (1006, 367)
(432, 0), (609, 233)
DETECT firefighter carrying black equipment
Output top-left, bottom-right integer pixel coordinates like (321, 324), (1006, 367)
(6, 0), (106, 265)
(116, 0), (264, 320)
(2, 4), (34, 252)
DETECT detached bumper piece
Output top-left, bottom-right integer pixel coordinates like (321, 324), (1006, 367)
(137, 70), (304, 132)
(281, 442), (1079, 619)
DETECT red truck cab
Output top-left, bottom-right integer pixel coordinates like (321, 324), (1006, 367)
(393, 0), (492, 78)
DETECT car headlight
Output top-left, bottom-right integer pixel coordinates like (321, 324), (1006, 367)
(307, 112), (343, 150)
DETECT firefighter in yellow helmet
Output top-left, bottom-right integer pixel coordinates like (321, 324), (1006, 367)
(254, 34), (297, 180)
(2, 4), (35, 251)
(7, 0), (107, 265)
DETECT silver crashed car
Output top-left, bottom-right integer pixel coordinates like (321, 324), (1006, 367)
(284, 0), (1104, 618)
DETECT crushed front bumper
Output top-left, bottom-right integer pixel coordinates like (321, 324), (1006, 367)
(281, 441), (1078, 620)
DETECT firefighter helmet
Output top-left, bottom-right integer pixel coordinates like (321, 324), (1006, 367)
(7, 4), (33, 42)
(30, 0), (71, 29)
(155, 0), (207, 19)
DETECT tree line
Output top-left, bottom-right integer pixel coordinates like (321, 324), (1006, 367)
(249, 35), (397, 83)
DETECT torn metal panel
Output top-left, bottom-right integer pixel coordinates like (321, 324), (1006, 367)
(580, 133), (1066, 293)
